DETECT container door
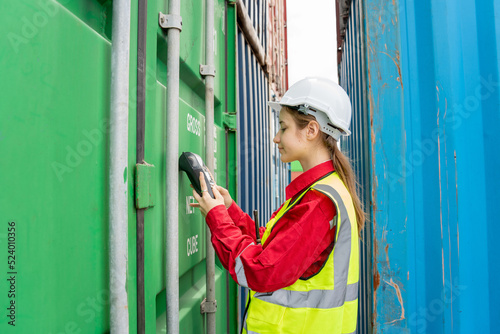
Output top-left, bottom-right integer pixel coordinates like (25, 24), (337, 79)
(1, 1), (113, 332)
(138, 0), (238, 333)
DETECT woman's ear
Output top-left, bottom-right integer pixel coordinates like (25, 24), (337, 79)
(306, 121), (321, 140)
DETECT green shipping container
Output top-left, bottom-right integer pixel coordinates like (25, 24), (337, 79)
(0, 0), (239, 332)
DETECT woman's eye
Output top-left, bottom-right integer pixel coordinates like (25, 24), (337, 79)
(281, 128), (286, 132)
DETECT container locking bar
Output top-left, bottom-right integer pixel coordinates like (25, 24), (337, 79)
(158, 12), (182, 31)
(200, 298), (218, 314)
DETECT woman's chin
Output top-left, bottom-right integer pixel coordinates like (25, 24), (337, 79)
(279, 155), (292, 163)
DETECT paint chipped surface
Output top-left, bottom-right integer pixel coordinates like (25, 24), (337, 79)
(362, 0), (409, 331)
(379, 51), (403, 88)
(383, 278), (405, 324)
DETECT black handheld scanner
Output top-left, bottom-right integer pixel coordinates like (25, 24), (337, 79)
(179, 152), (216, 199)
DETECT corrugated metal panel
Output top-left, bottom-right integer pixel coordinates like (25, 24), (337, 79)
(0, 1), (112, 332)
(236, 26), (288, 327)
(236, 30), (287, 247)
(242, 0), (267, 54)
(268, 0), (288, 98)
(339, 0), (500, 332)
(339, 1), (372, 333)
(399, 1), (500, 332)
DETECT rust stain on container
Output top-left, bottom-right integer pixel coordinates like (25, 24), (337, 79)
(379, 50), (403, 88)
(373, 269), (379, 332)
(383, 278), (405, 324)
(374, 270), (381, 291)
(385, 244), (391, 270)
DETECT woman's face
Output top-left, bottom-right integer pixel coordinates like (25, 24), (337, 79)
(273, 109), (308, 163)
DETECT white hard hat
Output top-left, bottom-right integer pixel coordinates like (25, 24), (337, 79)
(268, 77), (352, 141)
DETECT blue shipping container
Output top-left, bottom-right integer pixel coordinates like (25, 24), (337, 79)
(338, 0), (500, 333)
(235, 1), (289, 328)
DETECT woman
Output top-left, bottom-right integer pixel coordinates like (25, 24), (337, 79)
(192, 77), (365, 334)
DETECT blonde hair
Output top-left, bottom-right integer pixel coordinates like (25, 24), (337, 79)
(283, 106), (366, 234)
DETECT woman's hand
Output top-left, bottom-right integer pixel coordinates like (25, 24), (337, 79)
(216, 185), (233, 209)
(190, 172), (225, 217)
(204, 168), (232, 208)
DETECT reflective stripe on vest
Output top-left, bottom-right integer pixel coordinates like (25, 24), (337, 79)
(253, 281), (358, 308)
(243, 172), (359, 334)
(235, 242), (254, 288)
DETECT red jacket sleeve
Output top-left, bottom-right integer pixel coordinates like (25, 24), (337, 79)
(227, 201), (272, 241)
(205, 190), (335, 292)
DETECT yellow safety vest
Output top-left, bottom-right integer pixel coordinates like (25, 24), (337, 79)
(242, 172), (359, 334)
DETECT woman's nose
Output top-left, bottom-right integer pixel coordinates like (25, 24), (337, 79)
(273, 132), (280, 144)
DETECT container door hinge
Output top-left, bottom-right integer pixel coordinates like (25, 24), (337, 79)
(135, 162), (156, 210)
(200, 298), (217, 314)
(223, 113), (237, 130)
(159, 12), (182, 31)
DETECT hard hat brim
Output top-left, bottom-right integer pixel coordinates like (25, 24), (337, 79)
(267, 101), (283, 112)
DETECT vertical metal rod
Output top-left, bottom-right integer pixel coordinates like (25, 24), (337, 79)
(205, 0), (217, 332)
(136, 0), (148, 332)
(253, 210), (261, 244)
(225, 127), (231, 334)
(165, 0), (181, 333)
(224, 2), (230, 332)
(235, 17), (242, 333)
(109, 0), (131, 332)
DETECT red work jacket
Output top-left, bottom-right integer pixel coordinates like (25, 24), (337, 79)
(205, 160), (337, 292)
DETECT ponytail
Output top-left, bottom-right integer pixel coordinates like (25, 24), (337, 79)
(322, 134), (366, 234)
(283, 106), (366, 235)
